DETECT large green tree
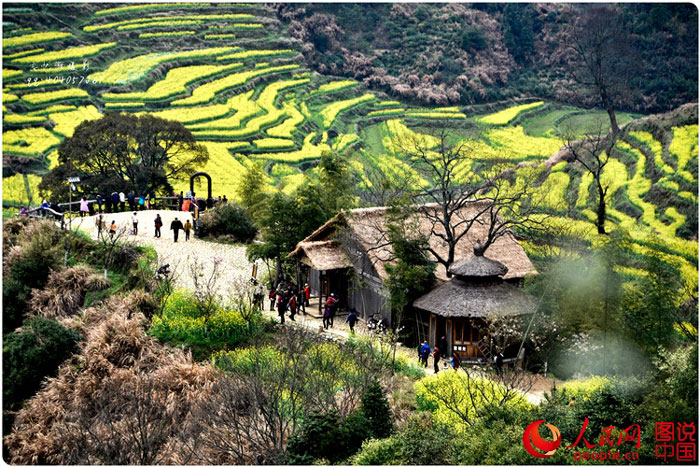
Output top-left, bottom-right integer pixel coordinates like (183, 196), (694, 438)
(39, 112), (208, 199)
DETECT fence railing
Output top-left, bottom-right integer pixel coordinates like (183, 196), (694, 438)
(7, 196), (221, 215)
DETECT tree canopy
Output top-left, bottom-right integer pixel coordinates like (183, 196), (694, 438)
(39, 112), (208, 200)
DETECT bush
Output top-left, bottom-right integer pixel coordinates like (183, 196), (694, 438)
(351, 412), (453, 465)
(361, 380), (394, 438)
(148, 291), (263, 351)
(3, 316), (82, 414)
(198, 203), (258, 243)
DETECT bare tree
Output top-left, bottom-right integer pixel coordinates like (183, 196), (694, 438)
(565, 4), (635, 135)
(188, 254), (223, 322)
(98, 222), (130, 277)
(227, 276), (262, 331)
(563, 123), (617, 234)
(399, 123), (550, 276)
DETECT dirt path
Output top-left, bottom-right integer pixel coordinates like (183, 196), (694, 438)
(74, 210), (254, 292)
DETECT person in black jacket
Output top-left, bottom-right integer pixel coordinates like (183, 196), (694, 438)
(170, 217), (184, 242)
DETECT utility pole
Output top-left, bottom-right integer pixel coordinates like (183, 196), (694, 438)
(65, 176), (80, 266)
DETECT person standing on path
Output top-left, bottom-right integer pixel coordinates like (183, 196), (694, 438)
(451, 350), (461, 370)
(109, 220), (117, 239)
(170, 217), (184, 243)
(326, 293), (338, 327)
(95, 213), (104, 239)
(104, 193), (112, 213)
(346, 310), (357, 333)
(303, 283), (310, 307)
(154, 214), (163, 238)
(268, 286), (277, 311)
(288, 291), (297, 321)
(96, 194), (103, 213)
(322, 305), (332, 330)
(438, 335), (448, 358)
(119, 192), (126, 212)
(183, 219), (192, 241)
(418, 341), (430, 368)
(297, 288), (306, 315)
(79, 197), (89, 217)
(111, 192), (119, 213)
(277, 292), (286, 324)
(433, 346), (441, 373)
(131, 212), (138, 235)
(127, 191), (136, 211)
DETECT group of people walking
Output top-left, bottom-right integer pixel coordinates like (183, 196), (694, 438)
(93, 212), (192, 243)
(269, 283), (311, 324)
(418, 336), (462, 373)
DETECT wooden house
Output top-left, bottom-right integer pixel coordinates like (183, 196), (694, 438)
(289, 203), (537, 351)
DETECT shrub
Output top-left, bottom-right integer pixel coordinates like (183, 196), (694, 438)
(148, 291), (263, 350)
(361, 379), (394, 438)
(351, 412), (453, 465)
(3, 316), (82, 413)
(198, 203), (258, 243)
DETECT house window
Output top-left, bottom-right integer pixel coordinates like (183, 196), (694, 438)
(454, 321), (480, 344)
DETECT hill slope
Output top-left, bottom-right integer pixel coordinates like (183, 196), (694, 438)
(2, 3), (698, 292)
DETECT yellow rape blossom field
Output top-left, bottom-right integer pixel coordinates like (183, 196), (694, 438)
(3, 31), (72, 48)
(477, 101), (544, 125)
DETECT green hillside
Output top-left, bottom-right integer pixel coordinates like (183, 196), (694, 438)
(2, 3), (698, 292)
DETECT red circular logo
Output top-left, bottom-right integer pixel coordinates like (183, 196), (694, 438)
(523, 420), (562, 458)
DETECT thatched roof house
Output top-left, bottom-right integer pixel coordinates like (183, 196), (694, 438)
(290, 202), (536, 282)
(414, 243), (538, 361)
(414, 248), (538, 319)
(290, 203), (538, 335)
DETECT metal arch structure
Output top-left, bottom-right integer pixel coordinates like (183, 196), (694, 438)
(189, 171), (212, 200)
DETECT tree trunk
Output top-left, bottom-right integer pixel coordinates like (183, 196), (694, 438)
(274, 257), (281, 288)
(596, 184), (607, 234)
(600, 88), (620, 135)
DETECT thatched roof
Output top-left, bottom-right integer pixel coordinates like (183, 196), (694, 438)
(294, 240), (351, 271)
(290, 203), (536, 281)
(449, 251), (508, 279)
(413, 278), (537, 318)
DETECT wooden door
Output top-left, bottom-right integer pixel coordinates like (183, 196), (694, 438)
(452, 320), (481, 358)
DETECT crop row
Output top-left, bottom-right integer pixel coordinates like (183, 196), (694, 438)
(668, 125), (698, 183)
(481, 126), (563, 160)
(266, 102), (305, 138)
(208, 23), (263, 30)
(205, 34), (236, 40)
(252, 138), (295, 150)
(139, 31), (196, 39)
(172, 141), (249, 197)
(382, 119), (439, 154)
(319, 93), (376, 129)
(146, 91), (255, 125)
(103, 63), (243, 101)
(216, 49), (295, 61)
(94, 3), (201, 16)
(11, 43), (116, 65)
(367, 108), (404, 117)
(21, 87), (89, 105)
(2, 127), (61, 157)
(1, 173), (42, 206)
(249, 132), (331, 162)
(3, 31), (71, 48)
(3, 69), (22, 79)
(120, 20), (203, 31)
(476, 101), (545, 125)
(88, 46), (236, 85)
(104, 102), (144, 108)
(49, 105), (102, 137)
(85, 13), (255, 31)
(186, 91), (259, 129)
(171, 64), (298, 106)
(404, 111), (465, 119)
(7, 78), (62, 89)
(28, 104), (76, 115)
(4, 48), (44, 59)
(4, 114), (47, 125)
(630, 130), (674, 176)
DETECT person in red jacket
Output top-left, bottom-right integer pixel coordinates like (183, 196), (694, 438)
(303, 283), (310, 307)
(433, 346), (441, 373)
(325, 293), (338, 327)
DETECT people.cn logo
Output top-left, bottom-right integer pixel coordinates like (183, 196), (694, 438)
(523, 420), (562, 458)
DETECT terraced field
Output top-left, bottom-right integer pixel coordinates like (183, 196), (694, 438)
(2, 3), (697, 292)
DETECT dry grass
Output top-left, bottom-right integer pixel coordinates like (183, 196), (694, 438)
(4, 291), (217, 464)
(28, 265), (111, 320)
